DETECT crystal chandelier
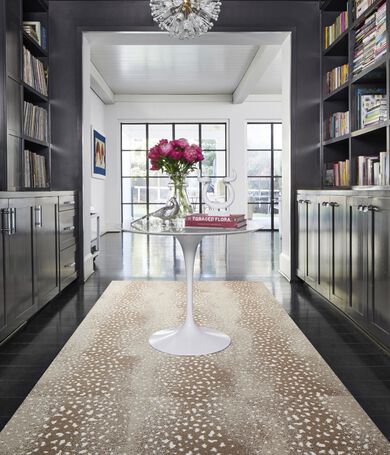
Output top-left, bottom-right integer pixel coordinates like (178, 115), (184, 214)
(150, 0), (222, 40)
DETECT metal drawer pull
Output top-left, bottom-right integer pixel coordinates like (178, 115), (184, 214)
(63, 226), (75, 232)
(35, 206), (42, 227)
(321, 201), (328, 207)
(329, 202), (339, 207)
(63, 201), (75, 206)
(358, 205), (364, 212)
(298, 199), (304, 204)
(368, 205), (379, 212)
(64, 262), (76, 268)
(305, 200), (311, 204)
(10, 208), (16, 234)
(1, 209), (12, 234)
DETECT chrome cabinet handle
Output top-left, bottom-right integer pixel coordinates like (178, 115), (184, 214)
(298, 199), (304, 204)
(63, 200), (75, 206)
(10, 208), (16, 234)
(63, 226), (75, 232)
(330, 202), (339, 207)
(368, 205), (379, 212)
(64, 262), (76, 268)
(305, 200), (311, 204)
(1, 209), (11, 235)
(35, 206), (42, 227)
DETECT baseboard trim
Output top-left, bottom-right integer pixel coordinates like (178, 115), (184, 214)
(279, 252), (291, 281)
(84, 253), (94, 282)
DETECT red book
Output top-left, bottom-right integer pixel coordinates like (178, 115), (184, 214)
(185, 214), (246, 224)
(185, 219), (247, 229)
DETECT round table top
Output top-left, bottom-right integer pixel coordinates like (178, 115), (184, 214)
(122, 218), (263, 237)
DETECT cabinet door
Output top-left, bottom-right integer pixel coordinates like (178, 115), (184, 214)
(297, 197), (306, 279)
(0, 201), (8, 333)
(330, 196), (347, 309)
(368, 198), (390, 345)
(306, 197), (319, 288)
(35, 197), (59, 307)
(5, 198), (36, 326)
(348, 198), (368, 322)
(317, 196), (331, 298)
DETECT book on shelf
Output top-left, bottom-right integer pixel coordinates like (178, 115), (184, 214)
(324, 159), (350, 187)
(23, 101), (48, 142)
(23, 46), (48, 96)
(326, 64), (348, 93)
(356, 87), (387, 128)
(324, 10), (348, 49)
(23, 21), (47, 50)
(357, 152), (389, 185)
(325, 111), (350, 139)
(355, 0), (376, 18)
(353, 3), (387, 76)
(185, 214), (246, 229)
(23, 149), (48, 188)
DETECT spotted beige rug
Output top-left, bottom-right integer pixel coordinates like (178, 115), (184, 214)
(0, 281), (389, 455)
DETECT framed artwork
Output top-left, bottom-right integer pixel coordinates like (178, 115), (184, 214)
(92, 128), (106, 179)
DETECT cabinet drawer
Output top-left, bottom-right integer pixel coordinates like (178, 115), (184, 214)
(59, 195), (77, 212)
(60, 245), (77, 289)
(59, 210), (77, 250)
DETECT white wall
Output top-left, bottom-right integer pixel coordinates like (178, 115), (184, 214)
(90, 89), (107, 235)
(104, 97), (282, 231)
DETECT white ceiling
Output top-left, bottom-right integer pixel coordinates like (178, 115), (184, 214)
(88, 32), (286, 98)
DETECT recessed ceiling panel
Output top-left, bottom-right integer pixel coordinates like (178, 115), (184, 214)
(91, 44), (258, 95)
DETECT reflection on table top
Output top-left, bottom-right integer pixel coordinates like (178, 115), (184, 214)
(122, 218), (263, 237)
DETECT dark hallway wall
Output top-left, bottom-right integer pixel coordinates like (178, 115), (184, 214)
(48, 0), (321, 275)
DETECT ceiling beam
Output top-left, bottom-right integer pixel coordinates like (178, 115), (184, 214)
(233, 45), (281, 104)
(90, 62), (114, 105)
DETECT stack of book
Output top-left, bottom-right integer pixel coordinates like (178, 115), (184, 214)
(375, 3), (387, 59)
(325, 111), (350, 139)
(357, 152), (389, 185)
(23, 21), (47, 49)
(353, 5), (387, 76)
(23, 150), (48, 188)
(23, 101), (48, 142)
(324, 10), (348, 49)
(23, 47), (48, 96)
(324, 159), (350, 187)
(185, 214), (247, 229)
(355, 0), (377, 18)
(326, 64), (348, 93)
(357, 88), (387, 128)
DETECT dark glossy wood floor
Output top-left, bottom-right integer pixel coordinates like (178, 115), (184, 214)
(0, 232), (389, 440)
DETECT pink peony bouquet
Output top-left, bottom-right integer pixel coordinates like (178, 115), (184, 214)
(148, 138), (204, 177)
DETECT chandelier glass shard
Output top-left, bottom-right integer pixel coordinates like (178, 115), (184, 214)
(150, 0), (222, 39)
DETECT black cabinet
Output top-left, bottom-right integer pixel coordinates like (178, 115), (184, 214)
(348, 196), (390, 347)
(296, 195), (318, 288)
(297, 190), (390, 350)
(0, 191), (78, 343)
(4, 198), (36, 331)
(317, 195), (347, 310)
(34, 197), (58, 307)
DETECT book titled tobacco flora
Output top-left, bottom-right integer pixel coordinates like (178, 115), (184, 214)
(185, 214), (246, 229)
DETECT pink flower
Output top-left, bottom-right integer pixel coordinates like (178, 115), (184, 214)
(193, 144), (204, 161)
(184, 145), (199, 163)
(148, 146), (161, 161)
(173, 138), (189, 149)
(170, 149), (183, 160)
(160, 142), (174, 157)
(150, 161), (160, 171)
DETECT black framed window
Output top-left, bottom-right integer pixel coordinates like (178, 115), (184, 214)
(121, 122), (227, 221)
(247, 122), (282, 231)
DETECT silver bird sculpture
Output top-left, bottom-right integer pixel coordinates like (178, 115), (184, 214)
(131, 197), (180, 229)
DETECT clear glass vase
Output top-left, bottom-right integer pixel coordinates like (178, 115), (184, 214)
(169, 175), (193, 226)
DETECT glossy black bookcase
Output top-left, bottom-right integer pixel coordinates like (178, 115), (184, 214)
(321, 0), (390, 187)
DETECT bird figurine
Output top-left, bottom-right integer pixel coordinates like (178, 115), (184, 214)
(131, 197), (180, 230)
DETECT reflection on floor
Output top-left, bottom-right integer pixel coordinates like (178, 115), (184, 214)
(0, 232), (389, 441)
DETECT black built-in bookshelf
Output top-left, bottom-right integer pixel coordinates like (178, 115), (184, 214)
(321, 0), (390, 187)
(1, 0), (50, 191)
